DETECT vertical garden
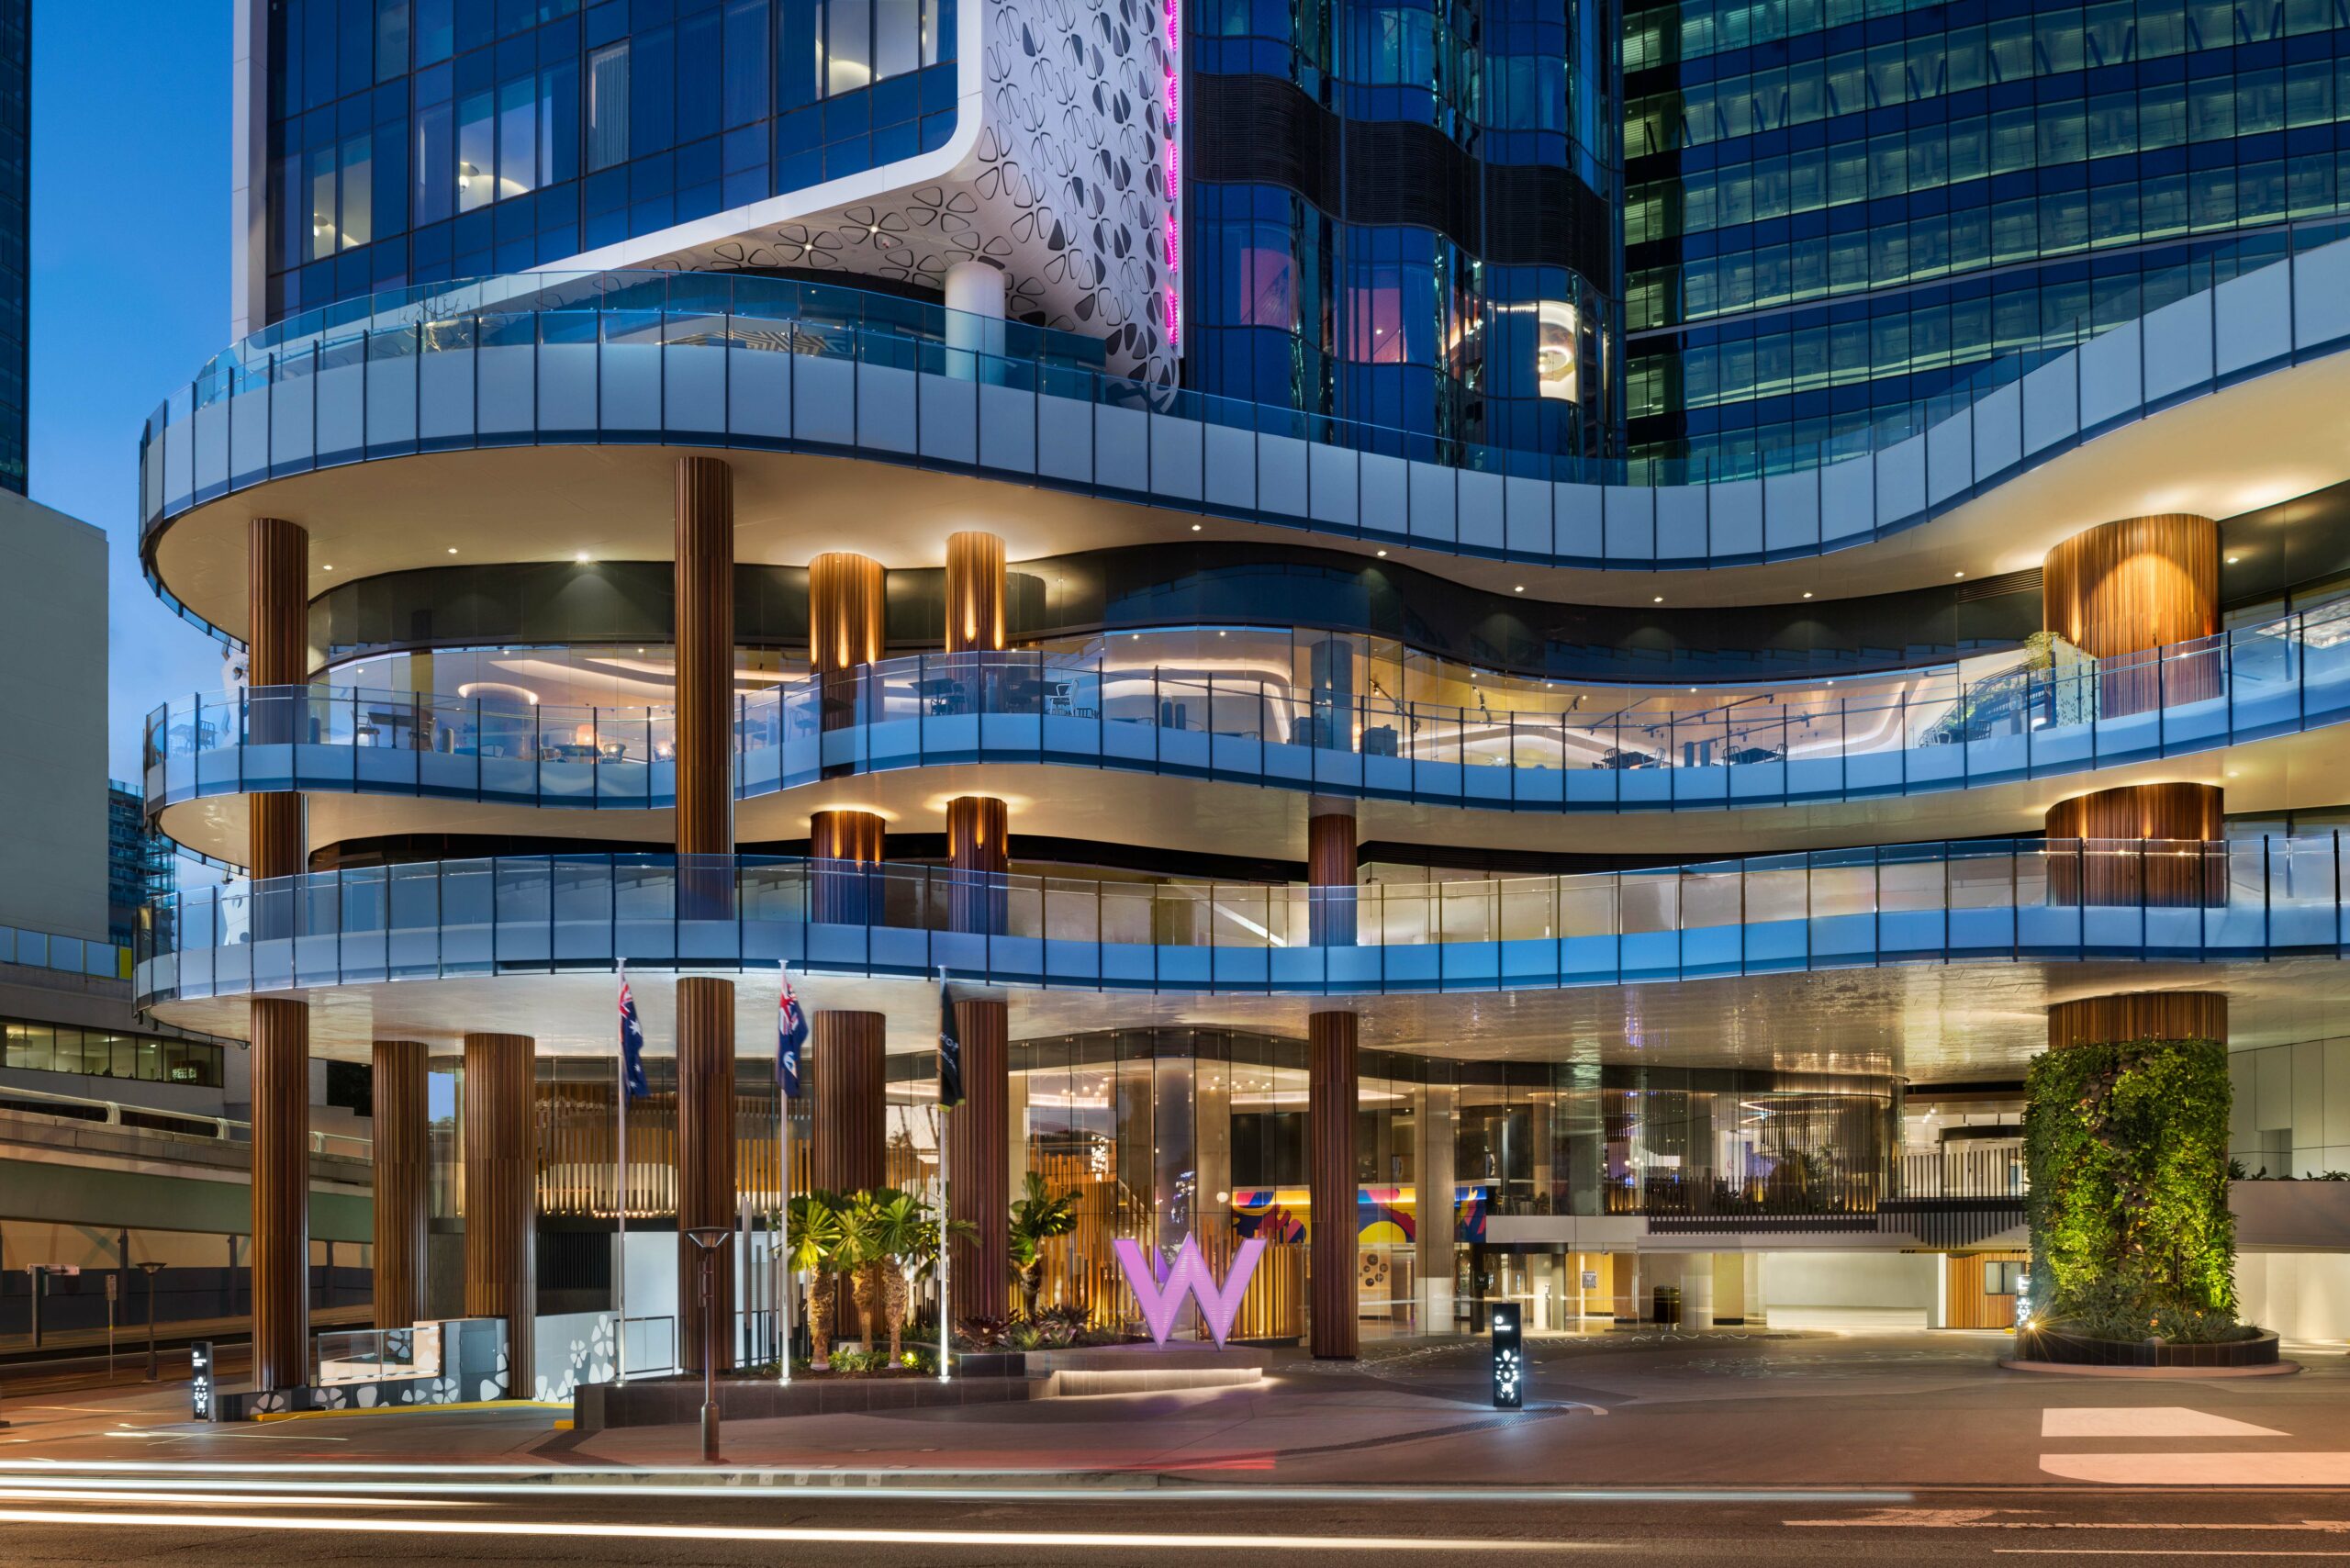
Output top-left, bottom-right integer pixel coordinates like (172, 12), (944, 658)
(2023, 992), (2250, 1349)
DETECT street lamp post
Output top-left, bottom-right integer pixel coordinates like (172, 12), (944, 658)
(683, 1226), (731, 1462)
(138, 1262), (167, 1383)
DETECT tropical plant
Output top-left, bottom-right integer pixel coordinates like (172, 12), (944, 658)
(957, 1315), (1012, 1350)
(783, 1191), (850, 1371)
(2026, 1035), (2241, 1340)
(839, 1187), (973, 1365)
(1007, 1172), (1080, 1320)
(1032, 1303), (1090, 1348)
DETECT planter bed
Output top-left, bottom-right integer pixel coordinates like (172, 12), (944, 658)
(573, 1370), (1039, 1432)
(2006, 1326), (2286, 1372)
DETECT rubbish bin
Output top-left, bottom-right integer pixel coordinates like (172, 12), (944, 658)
(1651, 1284), (1682, 1326)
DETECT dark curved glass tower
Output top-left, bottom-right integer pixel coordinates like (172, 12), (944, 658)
(1187, 0), (1626, 460)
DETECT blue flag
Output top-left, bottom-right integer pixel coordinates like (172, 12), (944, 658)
(618, 964), (648, 1100)
(778, 967), (808, 1100)
(937, 972), (965, 1108)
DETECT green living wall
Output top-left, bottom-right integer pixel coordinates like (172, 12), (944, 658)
(2024, 1036), (2239, 1341)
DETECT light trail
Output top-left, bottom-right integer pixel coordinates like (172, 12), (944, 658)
(0, 1487), (471, 1510)
(0, 1464), (1907, 1506)
(0, 1505), (1580, 1552)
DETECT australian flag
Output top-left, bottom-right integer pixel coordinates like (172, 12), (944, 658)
(937, 971), (965, 1108)
(778, 966), (808, 1100)
(618, 964), (648, 1100)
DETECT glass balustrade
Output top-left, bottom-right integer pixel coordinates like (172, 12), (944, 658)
(137, 223), (2350, 569)
(140, 596), (2350, 815)
(135, 834), (2348, 1005)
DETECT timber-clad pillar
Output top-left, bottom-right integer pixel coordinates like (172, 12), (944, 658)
(944, 532), (1007, 655)
(1308, 809), (1358, 947)
(1308, 1010), (1359, 1360)
(813, 1011), (887, 1193)
(2044, 782), (2225, 906)
(462, 1033), (537, 1380)
(371, 1040), (431, 1332)
(945, 794), (1011, 1325)
(2047, 991), (2228, 1051)
(675, 979), (738, 1372)
(673, 457), (740, 1372)
(2042, 514), (2220, 713)
(673, 457), (735, 866)
(247, 516), (309, 1392)
(810, 808), (886, 924)
(811, 551), (885, 731)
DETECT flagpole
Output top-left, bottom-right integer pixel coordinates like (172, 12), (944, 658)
(615, 960), (629, 1385)
(937, 966), (951, 1384)
(778, 969), (791, 1386)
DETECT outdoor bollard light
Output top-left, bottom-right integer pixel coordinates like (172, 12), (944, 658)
(684, 1226), (731, 1462)
(138, 1261), (166, 1383)
(1490, 1302), (1524, 1410)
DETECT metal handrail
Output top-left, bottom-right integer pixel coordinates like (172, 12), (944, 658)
(0, 1081), (372, 1159)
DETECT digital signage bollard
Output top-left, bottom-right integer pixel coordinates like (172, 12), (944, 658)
(1491, 1303), (1523, 1409)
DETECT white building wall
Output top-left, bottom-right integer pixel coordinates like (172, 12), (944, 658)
(0, 493), (109, 942)
(1761, 1250), (1936, 1330)
(2236, 1251), (2350, 1342)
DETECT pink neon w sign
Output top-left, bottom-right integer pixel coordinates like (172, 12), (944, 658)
(1112, 1236), (1265, 1348)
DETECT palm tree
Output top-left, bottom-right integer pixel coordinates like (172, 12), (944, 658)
(785, 1191), (848, 1370)
(860, 1189), (974, 1363)
(1007, 1173), (1080, 1321)
(835, 1190), (890, 1353)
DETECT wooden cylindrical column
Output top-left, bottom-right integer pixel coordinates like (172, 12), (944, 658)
(462, 1033), (537, 1382)
(2044, 782), (2224, 907)
(947, 998), (1009, 1326)
(946, 795), (1009, 935)
(2042, 514), (2220, 713)
(811, 552), (885, 732)
(247, 517), (308, 877)
(2048, 991), (2228, 1050)
(248, 517), (311, 1394)
(674, 457), (735, 860)
(371, 1039), (431, 1332)
(1307, 1010), (1359, 1360)
(810, 809), (886, 924)
(1308, 810), (1358, 947)
(675, 977), (738, 1373)
(248, 996), (310, 1391)
(813, 1011), (887, 1193)
(944, 532), (1007, 654)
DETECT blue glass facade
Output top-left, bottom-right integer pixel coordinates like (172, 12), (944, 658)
(0, 0), (25, 494)
(1185, 0), (1627, 459)
(265, 0), (957, 324)
(1623, 0), (2350, 465)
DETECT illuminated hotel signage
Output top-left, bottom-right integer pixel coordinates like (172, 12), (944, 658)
(1162, 0), (1182, 353)
(189, 1339), (214, 1420)
(1490, 1304), (1522, 1408)
(1113, 1236), (1263, 1347)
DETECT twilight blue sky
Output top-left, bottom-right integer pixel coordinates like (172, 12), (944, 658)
(31, 0), (234, 779)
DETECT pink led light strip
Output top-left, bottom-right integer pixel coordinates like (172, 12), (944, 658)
(1162, 0), (1182, 348)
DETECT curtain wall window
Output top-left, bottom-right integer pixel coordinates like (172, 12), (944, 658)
(588, 40), (632, 172)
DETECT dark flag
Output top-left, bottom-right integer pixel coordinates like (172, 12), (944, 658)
(937, 971), (964, 1108)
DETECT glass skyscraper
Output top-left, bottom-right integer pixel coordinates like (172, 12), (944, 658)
(0, 0), (26, 495)
(1622, 0), (2350, 469)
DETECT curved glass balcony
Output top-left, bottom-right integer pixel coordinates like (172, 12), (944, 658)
(135, 834), (2348, 1009)
(137, 227), (2350, 642)
(143, 598), (2350, 820)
